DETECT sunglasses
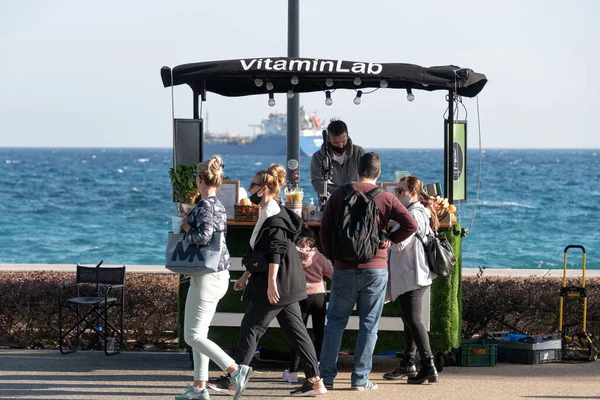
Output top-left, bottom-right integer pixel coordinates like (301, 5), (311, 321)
(248, 182), (262, 191)
(395, 187), (413, 195)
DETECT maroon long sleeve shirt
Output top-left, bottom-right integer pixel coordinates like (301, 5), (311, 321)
(320, 182), (418, 270)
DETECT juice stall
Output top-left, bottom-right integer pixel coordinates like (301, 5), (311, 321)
(160, 57), (487, 360)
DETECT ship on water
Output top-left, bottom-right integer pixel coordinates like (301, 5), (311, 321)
(203, 107), (324, 156)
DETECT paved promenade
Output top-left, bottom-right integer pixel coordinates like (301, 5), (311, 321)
(1, 350), (599, 400)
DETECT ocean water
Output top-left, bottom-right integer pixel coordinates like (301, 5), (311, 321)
(1, 148), (599, 270)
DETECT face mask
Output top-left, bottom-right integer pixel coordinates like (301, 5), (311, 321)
(249, 191), (263, 205)
(398, 194), (412, 207)
(330, 143), (345, 154)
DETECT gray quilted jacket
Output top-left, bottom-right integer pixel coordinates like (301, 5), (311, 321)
(185, 196), (231, 272)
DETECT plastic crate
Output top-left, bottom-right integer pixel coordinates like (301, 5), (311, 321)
(498, 348), (562, 364)
(461, 339), (497, 366)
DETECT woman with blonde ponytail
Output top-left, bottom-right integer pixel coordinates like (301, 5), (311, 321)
(178, 155), (252, 400)
(383, 176), (439, 385)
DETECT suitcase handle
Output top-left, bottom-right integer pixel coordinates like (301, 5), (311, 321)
(564, 245), (586, 254)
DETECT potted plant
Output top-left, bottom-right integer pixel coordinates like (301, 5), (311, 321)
(168, 164), (199, 214)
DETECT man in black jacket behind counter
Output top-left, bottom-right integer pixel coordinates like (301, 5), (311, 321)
(310, 119), (365, 197)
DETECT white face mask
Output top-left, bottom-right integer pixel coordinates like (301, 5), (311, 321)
(398, 195), (412, 207)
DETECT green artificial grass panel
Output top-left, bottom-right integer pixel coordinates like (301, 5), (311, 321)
(429, 224), (462, 353)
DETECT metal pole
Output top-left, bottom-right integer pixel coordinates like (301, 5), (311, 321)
(446, 90), (455, 204)
(192, 87), (204, 162)
(286, 0), (300, 187)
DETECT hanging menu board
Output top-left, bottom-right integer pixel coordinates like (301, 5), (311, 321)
(216, 180), (240, 220)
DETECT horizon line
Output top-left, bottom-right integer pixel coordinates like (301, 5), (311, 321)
(1, 146), (600, 151)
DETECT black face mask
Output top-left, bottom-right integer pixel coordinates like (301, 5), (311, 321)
(249, 191), (263, 205)
(329, 142), (346, 155)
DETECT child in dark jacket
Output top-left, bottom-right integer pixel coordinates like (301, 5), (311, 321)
(282, 225), (333, 383)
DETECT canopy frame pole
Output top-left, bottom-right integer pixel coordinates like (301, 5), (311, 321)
(286, 0), (300, 188)
(192, 87), (203, 162)
(445, 89), (455, 204)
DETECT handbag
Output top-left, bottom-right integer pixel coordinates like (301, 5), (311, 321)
(165, 230), (224, 275)
(241, 248), (270, 273)
(415, 232), (455, 277)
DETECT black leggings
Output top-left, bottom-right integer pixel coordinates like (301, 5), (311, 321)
(234, 300), (320, 379)
(398, 286), (432, 362)
(289, 293), (327, 372)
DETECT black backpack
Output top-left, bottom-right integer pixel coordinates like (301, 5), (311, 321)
(332, 184), (384, 264)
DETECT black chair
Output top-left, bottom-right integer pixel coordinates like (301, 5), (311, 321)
(58, 260), (126, 355)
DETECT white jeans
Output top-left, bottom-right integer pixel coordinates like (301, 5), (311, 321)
(184, 269), (234, 381)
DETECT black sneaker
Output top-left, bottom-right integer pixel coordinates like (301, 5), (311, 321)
(207, 375), (234, 396)
(290, 379), (328, 397)
(383, 362), (417, 380)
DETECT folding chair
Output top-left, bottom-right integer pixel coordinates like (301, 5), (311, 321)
(58, 260), (126, 355)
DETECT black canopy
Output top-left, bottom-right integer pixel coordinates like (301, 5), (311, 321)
(161, 57), (487, 98)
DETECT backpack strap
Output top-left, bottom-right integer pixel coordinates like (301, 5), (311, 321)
(366, 186), (384, 200)
(342, 183), (354, 198)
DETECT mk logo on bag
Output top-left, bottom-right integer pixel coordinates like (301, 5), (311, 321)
(171, 242), (205, 262)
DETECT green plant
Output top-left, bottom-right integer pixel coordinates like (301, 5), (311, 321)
(168, 165), (198, 204)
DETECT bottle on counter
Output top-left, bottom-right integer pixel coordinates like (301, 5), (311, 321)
(308, 198), (317, 221)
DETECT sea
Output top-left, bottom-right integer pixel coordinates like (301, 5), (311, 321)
(1, 148), (599, 270)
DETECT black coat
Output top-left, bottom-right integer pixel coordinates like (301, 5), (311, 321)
(242, 206), (307, 306)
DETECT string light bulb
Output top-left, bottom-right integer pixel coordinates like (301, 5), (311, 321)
(380, 79), (388, 88)
(353, 90), (362, 105)
(266, 81), (274, 91)
(325, 78), (334, 87)
(325, 91), (333, 106)
(353, 77), (361, 86)
(268, 92), (276, 107)
(406, 88), (415, 102)
(287, 90), (295, 99)
(254, 78), (263, 87)
(291, 76), (299, 85)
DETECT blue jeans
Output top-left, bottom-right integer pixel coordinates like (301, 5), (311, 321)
(319, 268), (388, 386)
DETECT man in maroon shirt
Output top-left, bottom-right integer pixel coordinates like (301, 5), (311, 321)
(319, 152), (417, 391)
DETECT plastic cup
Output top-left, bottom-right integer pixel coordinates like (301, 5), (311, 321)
(172, 216), (183, 234)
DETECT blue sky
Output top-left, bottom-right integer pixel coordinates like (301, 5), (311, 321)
(1, 0), (598, 148)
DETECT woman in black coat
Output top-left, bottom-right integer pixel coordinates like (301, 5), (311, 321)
(234, 164), (327, 397)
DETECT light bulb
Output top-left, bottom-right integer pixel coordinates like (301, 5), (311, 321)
(266, 81), (274, 91)
(287, 90), (294, 99)
(325, 78), (334, 87)
(380, 79), (388, 88)
(325, 91), (333, 106)
(268, 93), (276, 107)
(353, 90), (362, 105)
(422, 83), (429, 87)
(406, 88), (415, 102)
(254, 78), (263, 87)
(291, 76), (299, 85)
(353, 77), (361, 86)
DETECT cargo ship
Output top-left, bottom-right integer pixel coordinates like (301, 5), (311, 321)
(203, 107), (323, 156)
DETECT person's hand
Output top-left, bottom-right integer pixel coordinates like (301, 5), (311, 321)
(380, 240), (391, 249)
(267, 281), (280, 304)
(234, 278), (247, 291)
(180, 214), (190, 232)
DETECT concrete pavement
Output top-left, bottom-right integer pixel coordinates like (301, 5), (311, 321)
(1, 350), (599, 400)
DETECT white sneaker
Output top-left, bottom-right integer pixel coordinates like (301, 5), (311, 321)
(282, 369), (299, 383)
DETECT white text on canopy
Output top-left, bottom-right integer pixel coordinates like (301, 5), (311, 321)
(240, 59), (383, 75)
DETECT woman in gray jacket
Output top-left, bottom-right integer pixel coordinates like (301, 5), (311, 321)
(384, 176), (440, 385)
